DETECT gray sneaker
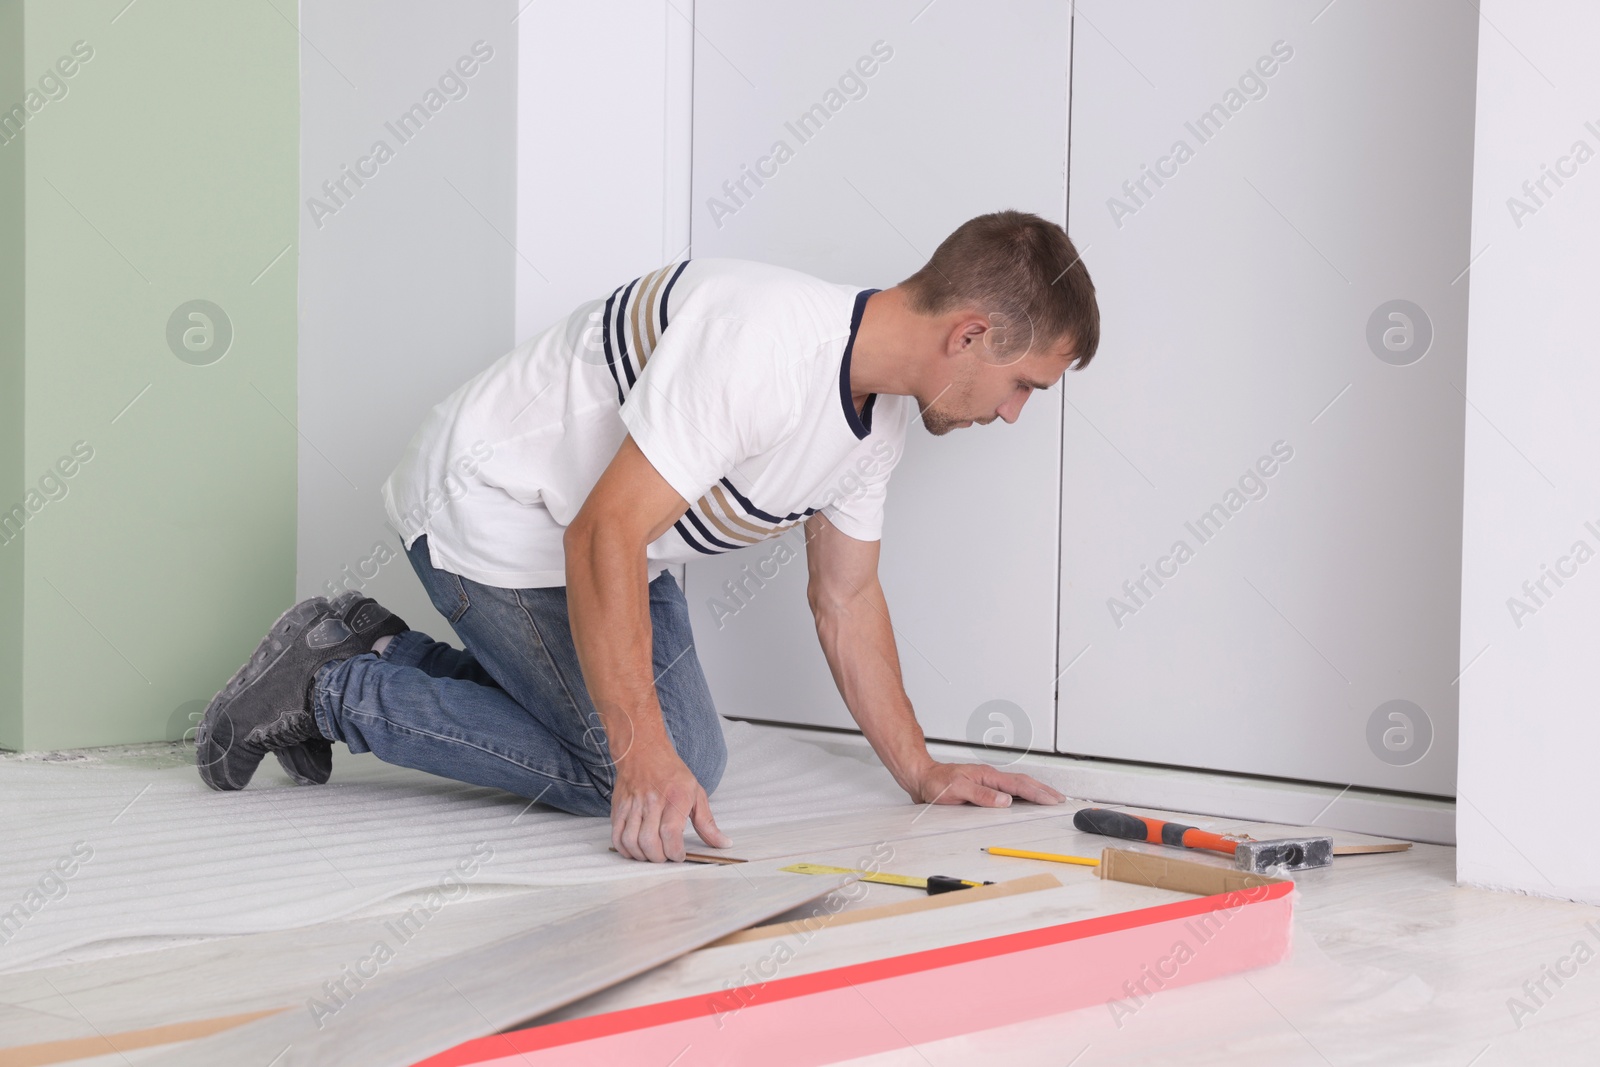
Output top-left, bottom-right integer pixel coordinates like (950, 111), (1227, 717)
(196, 597), (340, 791)
(272, 591), (409, 786)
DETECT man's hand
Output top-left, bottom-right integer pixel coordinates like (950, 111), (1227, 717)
(905, 760), (1067, 808)
(610, 742), (732, 863)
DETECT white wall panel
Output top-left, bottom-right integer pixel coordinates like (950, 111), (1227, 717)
(1458, 0), (1600, 904)
(297, 2), (690, 636)
(1059, 1), (1477, 795)
(297, 0), (519, 635)
(684, 0), (1072, 751)
(515, 0), (693, 339)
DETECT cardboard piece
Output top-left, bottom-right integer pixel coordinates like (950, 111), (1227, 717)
(1096, 847), (1288, 896)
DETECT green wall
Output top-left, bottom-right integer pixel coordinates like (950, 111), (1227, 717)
(2, 0), (298, 749)
(1, 1), (24, 749)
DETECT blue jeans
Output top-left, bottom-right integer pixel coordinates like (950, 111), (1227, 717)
(310, 535), (727, 817)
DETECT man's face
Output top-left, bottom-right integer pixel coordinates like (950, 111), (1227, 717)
(919, 330), (1075, 436)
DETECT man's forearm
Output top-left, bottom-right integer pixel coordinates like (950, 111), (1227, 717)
(563, 436), (731, 861)
(811, 577), (934, 792)
(563, 523), (670, 764)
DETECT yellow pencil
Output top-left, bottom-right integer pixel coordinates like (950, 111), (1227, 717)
(984, 846), (1100, 867)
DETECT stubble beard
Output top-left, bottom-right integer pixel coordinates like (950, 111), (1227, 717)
(921, 406), (961, 436)
(919, 368), (976, 437)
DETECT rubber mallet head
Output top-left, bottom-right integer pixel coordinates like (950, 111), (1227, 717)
(1072, 808), (1334, 873)
(1232, 836), (1333, 873)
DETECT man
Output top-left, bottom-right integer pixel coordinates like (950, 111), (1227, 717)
(196, 210), (1100, 864)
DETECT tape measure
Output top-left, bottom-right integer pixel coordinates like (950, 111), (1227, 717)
(780, 862), (991, 894)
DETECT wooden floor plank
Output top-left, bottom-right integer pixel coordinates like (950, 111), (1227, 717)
(0, 1010), (280, 1067)
(707, 872), (1063, 947)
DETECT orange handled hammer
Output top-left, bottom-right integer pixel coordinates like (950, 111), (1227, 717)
(1072, 808), (1332, 873)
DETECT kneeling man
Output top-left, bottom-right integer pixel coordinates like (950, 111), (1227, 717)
(196, 211), (1100, 863)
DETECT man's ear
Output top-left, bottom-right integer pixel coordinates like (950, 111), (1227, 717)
(947, 314), (990, 357)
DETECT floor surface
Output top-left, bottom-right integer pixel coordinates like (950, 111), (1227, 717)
(3, 728), (1596, 1066)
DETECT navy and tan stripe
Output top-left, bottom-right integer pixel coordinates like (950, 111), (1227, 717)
(658, 260), (689, 333)
(600, 286), (626, 404)
(671, 483), (812, 556)
(693, 494), (763, 546)
(679, 507), (745, 552)
(673, 519), (718, 555)
(719, 477), (816, 525)
(598, 260), (691, 402)
(709, 485), (774, 540)
(696, 487), (805, 545)
(631, 266), (672, 367)
(612, 274), (641, 388)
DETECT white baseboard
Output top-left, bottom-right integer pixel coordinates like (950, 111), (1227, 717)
(742, 721), (1456, 846)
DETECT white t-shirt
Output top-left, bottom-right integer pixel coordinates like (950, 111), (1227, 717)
(381, 258), (914, 588)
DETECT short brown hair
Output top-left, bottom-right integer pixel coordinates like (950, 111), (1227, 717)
(899, 211), (1100, 368)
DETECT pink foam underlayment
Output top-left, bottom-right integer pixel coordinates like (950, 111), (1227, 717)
(416, 881), (1295, 1067)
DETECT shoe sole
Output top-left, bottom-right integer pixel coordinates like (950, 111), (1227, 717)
(275, 738), (334, 787)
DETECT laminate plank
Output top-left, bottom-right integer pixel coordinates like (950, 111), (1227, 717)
(141, 872), (850, 1067)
